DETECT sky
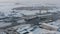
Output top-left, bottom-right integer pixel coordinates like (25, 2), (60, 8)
(0, 0), (60, 5)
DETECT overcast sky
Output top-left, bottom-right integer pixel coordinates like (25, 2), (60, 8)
(0, 0), (59, 4)
(0, 0), (60, 6)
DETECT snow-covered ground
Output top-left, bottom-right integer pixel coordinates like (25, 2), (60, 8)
(0, 3), (28, 16)
(0, 22), (11, 28)
(33, 28), (60, 34)
(0, 3), (60, 34)
(48, 19), (60, 27)
(0, 3), (59, 16)
(32, 19), (60, 34)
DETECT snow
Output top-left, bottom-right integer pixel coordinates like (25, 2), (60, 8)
(48, 19), (60, 27)
(29, 32), (33, 34)
(0, 3), (27, 16)
(33, 28), (60, 34)
(0, 3), (60, 34)
(0, 22), (11, 27)
(15, 10), (39, 15)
